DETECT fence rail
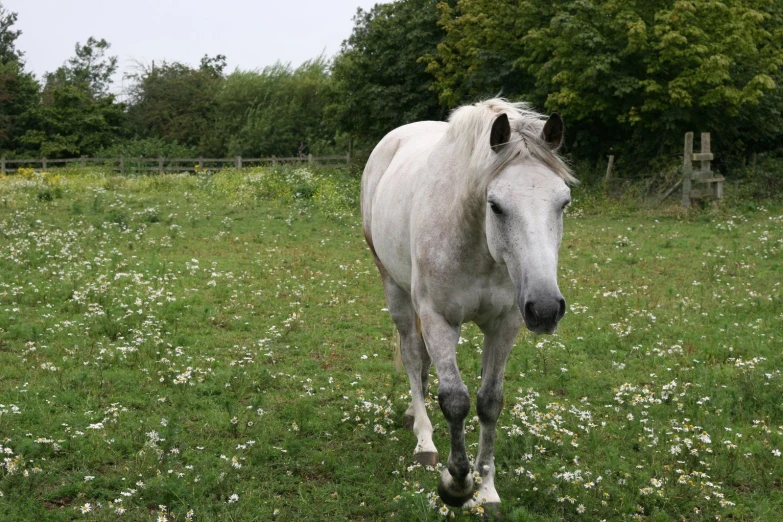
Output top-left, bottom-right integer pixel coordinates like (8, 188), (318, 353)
(0, 153), (352, 174)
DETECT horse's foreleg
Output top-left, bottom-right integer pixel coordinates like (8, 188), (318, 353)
(475, 312), (522, 506)
(418, 309), (474, 507)
(382, 279), (437, 466)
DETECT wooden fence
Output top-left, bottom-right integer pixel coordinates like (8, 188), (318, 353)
(0, 153), (352, 175)
(601, 132), (725, 206)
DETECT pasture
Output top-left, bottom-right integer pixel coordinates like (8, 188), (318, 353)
(0, 167), (781, 521)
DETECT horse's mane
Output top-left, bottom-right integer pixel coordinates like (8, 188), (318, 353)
(444, 99), (578, 200)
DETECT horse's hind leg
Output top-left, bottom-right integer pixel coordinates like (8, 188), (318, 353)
(382, 277), (438, 467)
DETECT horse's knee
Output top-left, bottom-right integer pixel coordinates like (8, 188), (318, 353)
(438, 383), (470, 422)
(476, 387), (504, 424)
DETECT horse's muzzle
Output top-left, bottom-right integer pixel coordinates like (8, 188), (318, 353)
(521, 295), (566, 334)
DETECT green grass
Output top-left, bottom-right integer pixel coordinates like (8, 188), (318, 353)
(0, 167), (781, 521)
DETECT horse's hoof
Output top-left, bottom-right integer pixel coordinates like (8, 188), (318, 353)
(403, 414), (415, 430)
(413, 451), (438, 467)
(438, 481), (475, 507)
(438, 469), (475, 507)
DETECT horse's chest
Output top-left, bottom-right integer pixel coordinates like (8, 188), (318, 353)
(439, 273), (517, 326)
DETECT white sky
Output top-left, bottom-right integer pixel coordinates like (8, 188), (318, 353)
(5, 0), (387, 94)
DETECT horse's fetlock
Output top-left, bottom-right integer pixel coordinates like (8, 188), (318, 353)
(447, 452), (471, 478)
(449, 463), (470, 481)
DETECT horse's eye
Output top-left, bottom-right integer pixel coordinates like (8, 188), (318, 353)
(489, 201), (503, 215)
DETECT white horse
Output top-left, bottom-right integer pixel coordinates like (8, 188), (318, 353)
(361, 99), (577, 507)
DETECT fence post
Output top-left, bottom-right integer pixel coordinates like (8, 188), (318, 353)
(681, 132), (694, 209)
(1, 158), (5, 175)
(308, 153), (313, 166)
(158, 158), (164, 174)
(272, 155), (277, 166)
(699, 132), (718, 203)
(235, 156), (242, 171)
(120, 156), (124, 174)
(605, 155), (615, 180)
(80, 156), (86, 168)
(42, 158), (47, 170)
(700, 132), (711, 173)
(198, 157), (203, 171)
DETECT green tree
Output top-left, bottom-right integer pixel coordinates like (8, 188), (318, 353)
(16, 37), (126, 158)
(0, 61), (39, 152)
(126, 55), (225, 151)
(331, 0), (447, 149)
(424, 0), (539, 107)
(17, 84), (126, 158)
(44, 37), (118, 99)
(726, 0), (783, 157)
(427, 0), (783, 164)
(0, 1), (23, 65)
(0, 2), (39, 155)
(209, 58), (337, 157)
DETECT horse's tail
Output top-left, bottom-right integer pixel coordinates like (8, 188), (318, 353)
(392, 328), (403, 372)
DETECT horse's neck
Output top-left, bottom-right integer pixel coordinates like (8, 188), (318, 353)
(430, 141), (487, 229)
(424, 177), (492, 267)
(421, 147), (488, 264)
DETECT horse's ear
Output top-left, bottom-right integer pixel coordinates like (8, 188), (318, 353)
(542, 113), (564, 150)
(490, 113), (511, 152)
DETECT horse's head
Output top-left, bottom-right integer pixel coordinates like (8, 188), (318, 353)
(484, 113), (571, 334)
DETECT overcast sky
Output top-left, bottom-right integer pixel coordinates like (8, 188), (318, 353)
(6, 0), (387, 94)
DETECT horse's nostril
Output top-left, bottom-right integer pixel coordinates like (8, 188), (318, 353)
(524, 301), (538, 324)
(557, 298), (566, 320)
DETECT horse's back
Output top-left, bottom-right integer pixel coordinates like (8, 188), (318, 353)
(361, 121), (446, 218)
(361, 121), (447, 253)
(361, 121), (447, 288)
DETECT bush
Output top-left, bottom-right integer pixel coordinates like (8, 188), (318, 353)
(212, 166), (360, 219)
(95, 137), (197, 159)
(725, 155), (783, 204)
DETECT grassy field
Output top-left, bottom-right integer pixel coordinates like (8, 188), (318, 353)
(0, 167), (781, 521)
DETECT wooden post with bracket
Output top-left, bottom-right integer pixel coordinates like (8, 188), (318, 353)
(682, 132), (723, 208)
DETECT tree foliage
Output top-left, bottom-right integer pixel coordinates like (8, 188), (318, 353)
(0, 1), (23, 65)
(95, 136), (197, 159)
(423, 0), (534, 107)
(0, 3), (38, 154)
(331, 0), (447, 148)
(427, 0), (783, 162)
(125, 56), (225, 151)
(44, 37), (118, 99)
(14, 36), (127, 158)
(0, 60), (38, 152)
(210, 58), (336, 157)
(2, 0), (782, 173)
(17, 85), (126, 158)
